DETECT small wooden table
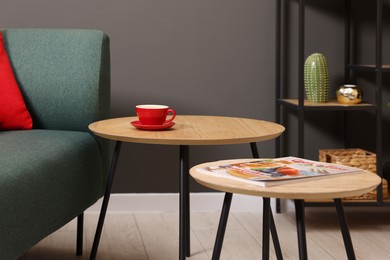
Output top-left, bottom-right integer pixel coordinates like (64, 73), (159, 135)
(190, 159), (382, 260)
(88, 115), (285, 260)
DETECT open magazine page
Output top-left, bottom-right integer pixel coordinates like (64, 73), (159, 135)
(199, 157), (361, 187)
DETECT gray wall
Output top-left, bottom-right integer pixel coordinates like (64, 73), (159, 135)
(2, 0), (390, 193)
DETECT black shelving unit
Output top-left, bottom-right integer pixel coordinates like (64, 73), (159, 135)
(275, 0), (387, 212)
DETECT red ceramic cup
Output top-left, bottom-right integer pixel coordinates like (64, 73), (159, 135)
(136, 105), (176, 125)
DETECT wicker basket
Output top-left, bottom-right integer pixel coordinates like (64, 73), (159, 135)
(319, 148), (388, 200)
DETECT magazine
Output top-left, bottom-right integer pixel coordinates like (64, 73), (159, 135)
(198, 157), (361, 187)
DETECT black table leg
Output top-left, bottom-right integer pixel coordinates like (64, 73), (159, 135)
(263, 197), (271, 260)
(90, 141), (122, 260)
(212, 194), (283, 260)
(294, 199), (308, 260)
(76, 213), (84, 256)
(250, 142), (260, 158)
(179, 145), (190, 260)
(270, 210), (283, 260)
(250, 142), (283, 260)
(212, 192), (233, 260)
(334, 198), (356, 260)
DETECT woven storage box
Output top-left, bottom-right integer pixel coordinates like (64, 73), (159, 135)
(319, 148), (388, 200)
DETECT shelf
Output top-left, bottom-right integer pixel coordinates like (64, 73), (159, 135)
(278, 99), (376, 111)
(347, 64), (390, 72)
(275, 0), (386, 210)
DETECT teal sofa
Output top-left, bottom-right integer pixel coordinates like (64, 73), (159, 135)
(0, 29), (110, 259)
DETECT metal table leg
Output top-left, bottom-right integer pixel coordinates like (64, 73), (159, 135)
(76, 213), (84, 256)
(263, 197), (271, 260)
(270, 209), (283, 260)
(251, 142), (283, 260)
(334, 198), (356, 260)
(212, 192), (233, 260)
(212, 195), (283, 260)
(250, 142), (260, 158)
(294, 199), (308, 260)
(179, 145), (190, 260)
(90, 141), (122, 260)
(294, 199), (356, 260)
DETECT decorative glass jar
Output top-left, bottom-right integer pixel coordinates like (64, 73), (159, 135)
(336, 84), (362, 104)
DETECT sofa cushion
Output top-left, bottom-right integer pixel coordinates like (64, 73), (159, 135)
(1, 29), (110, 132)
(0, 31), (33, 130)
(0, 130), (104, 259)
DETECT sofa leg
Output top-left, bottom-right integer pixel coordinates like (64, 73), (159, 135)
(77, 213), (84, 256)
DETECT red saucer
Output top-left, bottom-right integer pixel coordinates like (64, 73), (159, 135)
(130, 120), (175, 131)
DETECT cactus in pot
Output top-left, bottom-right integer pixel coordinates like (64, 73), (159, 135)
(304, 53), (329, 102)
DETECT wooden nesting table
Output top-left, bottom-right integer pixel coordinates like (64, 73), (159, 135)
(190, 159), (382, 260)
(88, 115), (285, 259)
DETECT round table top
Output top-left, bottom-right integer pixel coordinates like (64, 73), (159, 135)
(88, 115), (285, 145)
(190, 159), (382, 200)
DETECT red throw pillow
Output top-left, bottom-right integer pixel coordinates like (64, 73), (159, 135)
(0, 31), (33, 130)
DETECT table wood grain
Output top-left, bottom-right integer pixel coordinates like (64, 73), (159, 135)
(88, 115), (285, 145)
(190, 159), (382, 200)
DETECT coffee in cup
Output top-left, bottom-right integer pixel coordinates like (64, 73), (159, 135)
(136, 104), (176, 125)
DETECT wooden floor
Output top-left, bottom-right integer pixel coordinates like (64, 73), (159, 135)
(19, 207), (390, 259)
